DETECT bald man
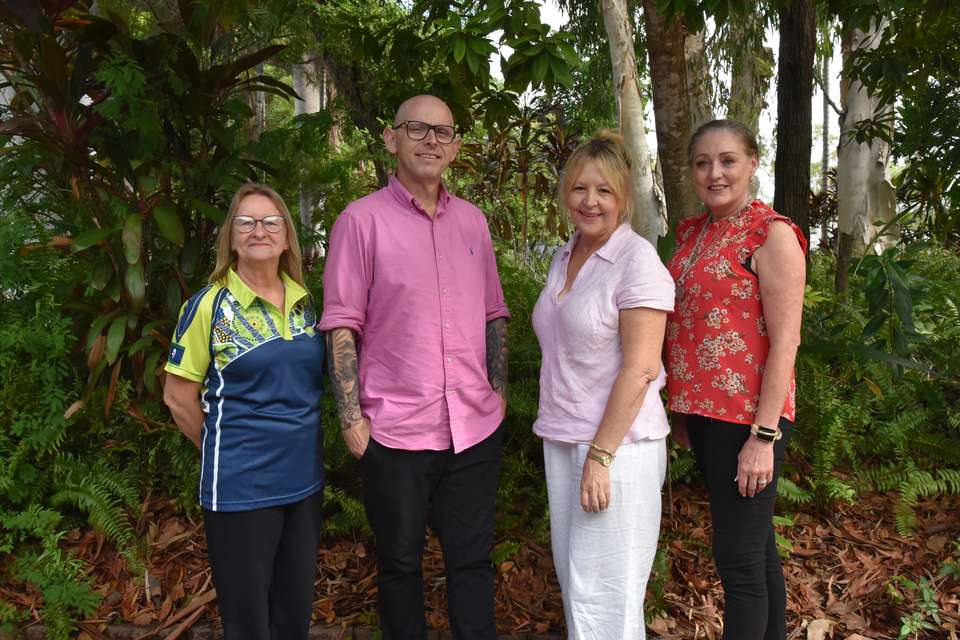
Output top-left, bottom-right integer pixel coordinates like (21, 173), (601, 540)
(319, 95), (510, 639)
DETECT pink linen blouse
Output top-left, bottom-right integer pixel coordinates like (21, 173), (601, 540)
(532, 223), (675, 444)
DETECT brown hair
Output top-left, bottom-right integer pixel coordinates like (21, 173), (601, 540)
(559, 129), (633, 223)
(687, 119), (760, 165)
(208, 183), (305, 287)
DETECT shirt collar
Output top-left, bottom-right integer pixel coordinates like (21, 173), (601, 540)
(387, 174), (451, 217)
(226, 268), (308, 311)
(562, 223), (633, 264)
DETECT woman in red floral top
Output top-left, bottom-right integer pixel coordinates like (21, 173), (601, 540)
(665, 120), (807, 640)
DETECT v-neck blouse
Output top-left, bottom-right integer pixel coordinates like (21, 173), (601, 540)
(532, 224), (675, 443)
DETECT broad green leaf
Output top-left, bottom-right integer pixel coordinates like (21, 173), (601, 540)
(71, 226), (114, 252)
(191, 198), (225, 224)
(465, 50), (480, 75)
(530, 55), (549, 85)
(89, 256), (113, 291)
(125, 261), (145, 309)
(138, 175), (158, 194)
(453, 37), (466, 63)
(86, 310), (120, 351)
(122, 213), (142, 265)
(105, 316), (126, 365)
(467, 36), (491, 56)
(153, 205), (185, 246)
(180, 233), (203, 277)
(144, 348), (162, 394)
(165, 278), (182, 315)
(128, 336), (154, 357)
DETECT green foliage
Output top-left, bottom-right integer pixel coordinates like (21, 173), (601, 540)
(491, 539), (521, 565)
(773, 514), (794, 558)
(0, 300), (126, 635)
(887, 575), (942, 640)
(793, 248), (960, 530)
(645, 547), (670, 618)
(493, 254), (551, 537)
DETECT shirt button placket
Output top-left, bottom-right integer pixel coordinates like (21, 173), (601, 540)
(434, 216), (459, 446)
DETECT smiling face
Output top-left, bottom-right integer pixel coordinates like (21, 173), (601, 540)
(564, 160), (623, 245)
(383, 95), (461, 189)
(230, 192), (289, 268)
(689, 129), (759, 219)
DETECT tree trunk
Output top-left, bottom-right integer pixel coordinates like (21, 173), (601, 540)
(642, 0), (699, 226)
(324, 50), (389, 186)
(820, 55), (830, 194)
(727, 12), (775, 136)
(600, 0), (662, 244)
(320, 59), (343, 149)
(773, 0), (816, 246)
(254, 62), (267, 139)
(293, 55), (322, 231)
(684, 30), (714, 130)
(835, 19), (897, 294)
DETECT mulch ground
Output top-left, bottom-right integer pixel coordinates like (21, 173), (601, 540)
(3, 485), (958, 639)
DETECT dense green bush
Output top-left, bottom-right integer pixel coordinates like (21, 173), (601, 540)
(789, 246), (960, 530)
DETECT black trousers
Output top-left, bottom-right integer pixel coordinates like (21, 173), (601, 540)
(686, 415), (792, 640)
(361, 424), (504, 640)
(202, 490), (324, 640)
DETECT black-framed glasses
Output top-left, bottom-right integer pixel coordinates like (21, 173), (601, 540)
(233, 215), (286, 234)
(392, 120), (458, 144)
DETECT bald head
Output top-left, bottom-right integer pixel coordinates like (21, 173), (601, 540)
(394, 95), (455, 127)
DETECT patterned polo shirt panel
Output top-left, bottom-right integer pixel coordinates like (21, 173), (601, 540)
(164, 268), (325, 512)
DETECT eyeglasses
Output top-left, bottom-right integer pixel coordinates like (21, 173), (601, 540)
(392, 120), (458, 144)
(233, 215), (286, 234)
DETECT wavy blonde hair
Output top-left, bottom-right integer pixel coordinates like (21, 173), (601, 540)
(558, 129), (634, 224)
(209, 183), (305, 287)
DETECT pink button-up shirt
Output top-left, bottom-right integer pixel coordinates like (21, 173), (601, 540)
(532, 223), (674, 444)
(319, 176), (510, 453)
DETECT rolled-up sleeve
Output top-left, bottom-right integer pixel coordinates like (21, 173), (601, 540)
(480, 219), (510, 322)
(319, 210), (371, 334)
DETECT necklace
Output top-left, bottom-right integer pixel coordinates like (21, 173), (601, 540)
(674, 208), (743, 303)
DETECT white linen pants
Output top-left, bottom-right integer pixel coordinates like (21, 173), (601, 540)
(543, 438), (666, 640)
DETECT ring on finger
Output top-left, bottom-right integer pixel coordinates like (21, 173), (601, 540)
(758, 478), (767, 487)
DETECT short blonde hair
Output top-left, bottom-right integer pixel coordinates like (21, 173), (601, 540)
(209, 183), (305, 287)
(558, 129), (633, 224)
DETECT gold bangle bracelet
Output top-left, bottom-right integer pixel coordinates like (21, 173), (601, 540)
(589, 442), (616, 457)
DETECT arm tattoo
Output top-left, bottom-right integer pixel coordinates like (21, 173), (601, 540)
(325, 328), (364, 429)
(485, 317), (508, 399)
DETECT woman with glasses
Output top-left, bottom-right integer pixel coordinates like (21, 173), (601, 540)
(163, 183), (325, 640)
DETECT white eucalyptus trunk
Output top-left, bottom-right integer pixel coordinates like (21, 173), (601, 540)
(727, 12), (774, 135)
(293, 56), (322, 231)
(600, 0), (663, 243)
(836, 20), (897, 256)
(684, 30), (714, 129)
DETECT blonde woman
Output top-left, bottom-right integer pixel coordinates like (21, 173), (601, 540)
(163, 184), (325, 640)
(532, 131), (674, 639)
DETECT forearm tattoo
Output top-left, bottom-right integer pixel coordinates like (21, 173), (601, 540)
(325, 328), (363, 429)
(485, 317), (508, 399)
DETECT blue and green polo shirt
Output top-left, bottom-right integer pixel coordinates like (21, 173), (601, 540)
(164, 268), (325, 512)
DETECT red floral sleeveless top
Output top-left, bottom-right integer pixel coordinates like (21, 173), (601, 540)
(665, 200), (807, 424)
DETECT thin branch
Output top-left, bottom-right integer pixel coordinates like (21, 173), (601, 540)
(814, 73), (843, 117)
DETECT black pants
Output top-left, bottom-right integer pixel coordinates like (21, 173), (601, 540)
(686, 415), (792, 640)
(202, 490), (324, 640)
(361, 425), (504, 640)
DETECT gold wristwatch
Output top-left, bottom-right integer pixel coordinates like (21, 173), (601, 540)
(587, 452), (614, 467)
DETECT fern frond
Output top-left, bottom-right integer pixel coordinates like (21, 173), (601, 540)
(669, 448), (698, 482)
(777, 477), (813, 504)
(50, 474), (143, 572)
(322, 486), (369, 536)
